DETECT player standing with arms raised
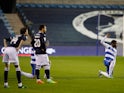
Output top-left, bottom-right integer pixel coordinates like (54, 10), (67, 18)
(31, 24), (56, 84)
(2, 27), (28, 88)
(99, 33), (117, 78)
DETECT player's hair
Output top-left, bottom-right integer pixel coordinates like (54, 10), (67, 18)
(111, 40), (117, 48)
(39, 25), (45, 30)
(111, 40), (117, 44)
(20, 27), (27, 34)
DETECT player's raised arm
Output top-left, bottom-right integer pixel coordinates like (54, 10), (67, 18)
(100, 33), (110, 48)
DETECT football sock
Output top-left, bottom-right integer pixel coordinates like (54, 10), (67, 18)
(100, 71), (110, 78)
(21, 71), (34, 78)
(45, 70), (50, 79)
(4, 71), (8, 83)
(16, 71), (21, 83)
(35, 69), (40, 79)
(31, 64), (36, 75)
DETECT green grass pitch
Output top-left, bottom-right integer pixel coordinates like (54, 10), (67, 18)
(0, 56), (124, 93)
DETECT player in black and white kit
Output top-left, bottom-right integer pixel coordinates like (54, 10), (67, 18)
(2, 27), (28, 88)
(31, 25), (56, 84)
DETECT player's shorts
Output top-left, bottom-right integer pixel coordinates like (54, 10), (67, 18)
(2, 47), (19, 65)
(35, 54), (50, 66)
(104, 60), (111, 67)
(104, 59), (115, 67)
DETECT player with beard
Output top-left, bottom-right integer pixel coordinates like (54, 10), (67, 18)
(31, 25), (56, 84)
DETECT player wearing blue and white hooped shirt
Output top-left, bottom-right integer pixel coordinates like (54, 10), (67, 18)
(99, 33), (117, 78)
(21, 47), (53, 79)
(21, 47), (36, 78)
(30, 48), (36, 75)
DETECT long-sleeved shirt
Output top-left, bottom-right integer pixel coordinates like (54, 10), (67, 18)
(100, 36), (117, 63)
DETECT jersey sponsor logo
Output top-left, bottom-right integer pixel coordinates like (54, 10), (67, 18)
(72, 10), (123, 43)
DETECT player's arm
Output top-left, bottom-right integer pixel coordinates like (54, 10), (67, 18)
(100, 33), (110, 48)
(3, 38), (7, 47)
(16, 40), (24, 51)
(3, 37), (11, 47)
(45, 40), (49, 47)
(16, 35), (27, 51)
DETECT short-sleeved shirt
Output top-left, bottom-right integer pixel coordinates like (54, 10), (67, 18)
(31, 32), (46, 54)
(6, 35), (27, 48)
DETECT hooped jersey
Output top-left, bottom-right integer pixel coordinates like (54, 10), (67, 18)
(30, 47), (36, 64)
(100, 36), (117, 63)
(31, 32), (46, 54)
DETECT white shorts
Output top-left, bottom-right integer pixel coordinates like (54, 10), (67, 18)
(2, 47), (19, 65)
(35, 54), (50, 66)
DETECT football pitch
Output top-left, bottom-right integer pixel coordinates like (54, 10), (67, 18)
(0, 56), (124, 93)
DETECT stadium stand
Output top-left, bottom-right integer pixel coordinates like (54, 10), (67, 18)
(0, 0), (124, 55)
(16, 0), (124, 5)
(0, 9), (12, 46)
(16, 4), (124, 46)
(15, 3), (124, 56)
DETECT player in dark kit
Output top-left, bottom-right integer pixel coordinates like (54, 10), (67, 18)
(2, 27), (28, 88)
(31, 25), (56, 84)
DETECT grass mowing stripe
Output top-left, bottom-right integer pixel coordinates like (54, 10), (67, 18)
(0, 56), (124, 93)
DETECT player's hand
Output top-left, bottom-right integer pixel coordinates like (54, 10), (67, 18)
(46, 40), (49, 47)
(16, 47), (19, 51)
(106, 33), (110, 38)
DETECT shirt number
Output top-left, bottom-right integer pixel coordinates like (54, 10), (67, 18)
(34, 39), (41, 47)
